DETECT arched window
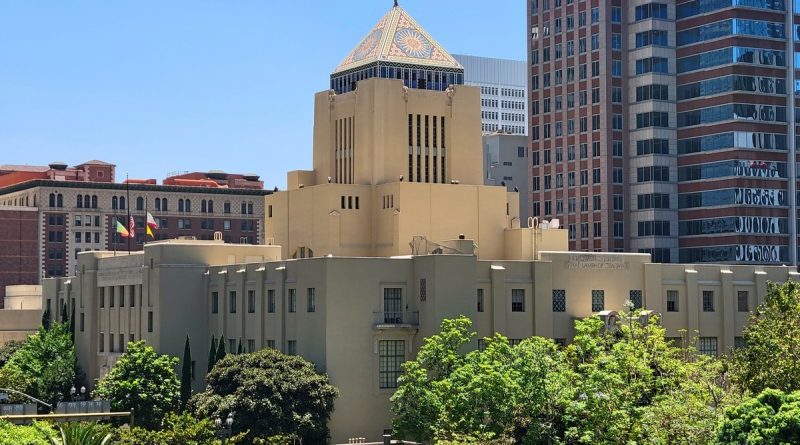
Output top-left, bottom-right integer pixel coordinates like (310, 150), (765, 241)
(49, 194), (55, 207)
(112, 197), (118, 209)
(155, 198), (161, 211)
(247, 202), (253, 214)
(57, 194), (63, 207)
(162, 198), (168, 211)
(136, 197), (144, 210)
(241, 202), (247, 214)
(77, 195), (83, 208)
(91, 195), (98, 208)
(178, 199), (184, 212)
(33, 195), (36, 207)
(25, 196), (29, 206)
(84, 195), (90, 207)
(119, 196), (125, 210)
(208, 200), (214, 213)
(201, 200), (207, 213)
(185, 199), (191, 212)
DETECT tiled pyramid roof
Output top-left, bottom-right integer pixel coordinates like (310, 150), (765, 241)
(333, 4), (463, 74)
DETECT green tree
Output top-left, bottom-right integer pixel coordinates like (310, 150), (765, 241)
(0, 339), (26, 367)
(115, 412), (219, 445)
(93, 341), (179, 429)
(716, 388), (800, 444)
(216, 335), (226, 363)
(41, 309), (51, 331)
(4, 323), (80, 408)
(180, 336), (193, 412)
(68, 305), (75, 343)
(207, 335), (217, 373)
(190, 348), (338, 443)
(731, 280), (800, 394)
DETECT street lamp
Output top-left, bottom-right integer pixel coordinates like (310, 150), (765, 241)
(215, 413), (234, 443)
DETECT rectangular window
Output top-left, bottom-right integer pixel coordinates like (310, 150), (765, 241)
(702, 290), (715, 312)
(248, 290), (256, 313)
(379, 340), (405, 389)
(419, 278), (426, 301)
(267, 340), (276, 349)
(629, 290), (642, 310)
(666, 290), (679, 312)
(477, 288), (484, 312)
(80, 313), (84, 332)
(698, 337), (718, 357)
(511, 289), (525, 312)
(147, 311), (153, 332)
(737, 290), (749, 312)
(229, 291), (237, 313)
(734, 336), (747, 349)
(591, 290), (604, 312)
(99, 333), (104, 353)
(288, 289), (296, 313)
(211, 292), (219, 314)
(230, 339), (237, 353)
(552, 289), (566, 312)
(267, 289), (276, 313)
(307, 288), (316, 312)
(247, 339), (256, 353)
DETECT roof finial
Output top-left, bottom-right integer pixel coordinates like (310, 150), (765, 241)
(394, 0), (399, 7)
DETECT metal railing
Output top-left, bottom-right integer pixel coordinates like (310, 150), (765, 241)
(373, 311), (419, 326)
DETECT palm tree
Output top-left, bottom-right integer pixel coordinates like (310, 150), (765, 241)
(49, 423), (112, 445)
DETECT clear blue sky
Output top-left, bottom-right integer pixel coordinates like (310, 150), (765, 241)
(0, 1), (525, 188)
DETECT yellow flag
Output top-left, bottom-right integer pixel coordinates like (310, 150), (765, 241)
(146, 225), (155, 239)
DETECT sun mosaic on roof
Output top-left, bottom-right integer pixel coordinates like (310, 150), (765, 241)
(333, 4), (463, 74)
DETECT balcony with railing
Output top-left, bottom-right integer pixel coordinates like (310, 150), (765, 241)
(373, 311), (419, 330)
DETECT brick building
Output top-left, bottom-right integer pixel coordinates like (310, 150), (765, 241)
(528, 0), (799, 265)
(0, 207), (39, 308)
(0, 161), (270, 304)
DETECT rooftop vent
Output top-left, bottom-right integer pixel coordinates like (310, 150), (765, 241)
(48, 161), (68, 170)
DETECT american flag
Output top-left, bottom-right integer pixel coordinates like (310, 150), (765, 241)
(128, 216), (136, 238)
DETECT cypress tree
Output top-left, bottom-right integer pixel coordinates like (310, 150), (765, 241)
(61, 301), (69, 324)
(69, 304), (76, 343)
(180, 336), (192, 411)
(237, 338), (243, 354)
(216, 335), (226, 363)
(207, 335), (217, 373)
(41, 309), (51, 330)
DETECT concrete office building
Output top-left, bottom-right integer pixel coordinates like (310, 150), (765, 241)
(483, 133), (532, 225)
(527, 0), (800, 265)
(0, 162), (268, 306)
(454, 54), (528, 136)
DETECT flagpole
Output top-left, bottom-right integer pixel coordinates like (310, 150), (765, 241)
(126, 174), (131, 255)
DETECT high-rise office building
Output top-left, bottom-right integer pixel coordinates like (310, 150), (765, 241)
(454, 54), (529, 135)
(528, 0), (799, 265)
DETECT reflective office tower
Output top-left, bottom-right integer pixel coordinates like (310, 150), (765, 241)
(454, 54), (529, 135)
(528, 0), (800, 265)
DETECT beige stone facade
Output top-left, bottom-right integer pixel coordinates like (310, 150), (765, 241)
(45, 241), (798, 442)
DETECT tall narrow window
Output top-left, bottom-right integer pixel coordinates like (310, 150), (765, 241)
(147, 311), (153, 332)
(288, 289), (296, 313)
(552, 289), (566, 312)
(702, 291), (714, 312)
(383, 288), (402, 323)
(591, 290), (604, 312)
(229, 291), (237, 314)
(511, 289), (525, 312)
(629, 290), (642, 310)
(247, 290), (256, 313)
(307, 288), (316, 312)
(379, 340), (405, 389)
(211, 292), (219, 314)
(267, 289), (275, 313)
(476, 288), (484, 312)
(287, 340), (297, 355)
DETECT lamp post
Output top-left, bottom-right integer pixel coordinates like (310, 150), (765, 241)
(215, 412), (234, 443)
